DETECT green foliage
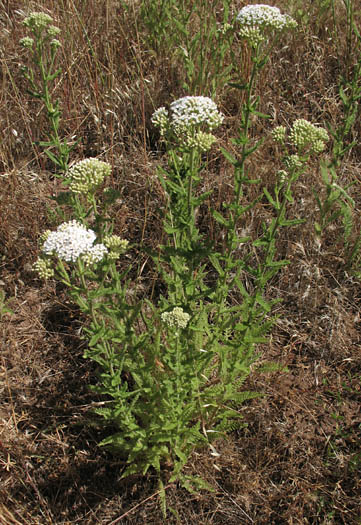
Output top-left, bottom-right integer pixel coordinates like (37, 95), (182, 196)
(140, 0), (236, 95)
(0, 289), (13, 321)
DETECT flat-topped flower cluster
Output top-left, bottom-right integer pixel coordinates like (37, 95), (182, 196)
(272, 119), (329, 155)
(236, 4), (297, 46)
(152, 96), (224, 152)
(42, 220), (106, 263)
(67, 158), (111, 195)
(21, 11), (61, 49)
(161, 307), (190, 330)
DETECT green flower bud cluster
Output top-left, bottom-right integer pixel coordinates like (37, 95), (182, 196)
(103, 235), (129, 260)
(19, 36), (34, 49)
(47, 25), (61, 36)
(271, 125), (286, 143)
(151, 107), (168, 136)
(218, 22), (232, 36)
(67, 158), (112, 195)
(23, 12), (53, 31)
(161, 307), (190, 330)
(33, 257), (54, 279)
(238, 26), (264, 47)
(40, 229), (52, 243)
(289, 119), (329, 154)
(50, 39), (62, 49)
(277, 170), (288, 184)
(284, 154), (303, 170)
(185, 131), (217, 152)
(21, 12), (61, 49)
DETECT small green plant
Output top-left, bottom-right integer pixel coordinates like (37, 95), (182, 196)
(20, 11), (74, 173)
(0, 289), (13, 321)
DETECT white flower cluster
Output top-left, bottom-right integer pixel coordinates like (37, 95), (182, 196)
(151, 96), (223, 150)
(289, 119), (329, 154)
(67, 158), (111, 194)
(237, 4), (297, 30)
(81, 243), (108, 265)
(42, 220), (108, 263)
(161, 307), (190, 330)
(236, 4), (297, 45)
(170, 96), (224, 131)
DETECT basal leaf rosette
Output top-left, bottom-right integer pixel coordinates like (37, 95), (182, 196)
(152, 96), (224, 152)
(236, 4), (297, 47)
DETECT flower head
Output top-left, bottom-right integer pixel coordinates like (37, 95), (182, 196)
(50, 39), (61, 49)
(184, 131), (217, 152)
(23, 12), (53, 31)
(104, 235), (129, 260)
(47, 25), (61, 36)
(19, 36), (34, 49)
(42, 220), (103, 262)
(151, 107), (169, 136)
(161, 307), (190, 330)
(271, 125), (286, 144)
(170, 96), (224, 131)
(81, 244), (108, 266)
(67, 158), (112, 194)
(33, 257), (54, 279)
(289, 119), (329, 154)
(237, 4), (297, 45)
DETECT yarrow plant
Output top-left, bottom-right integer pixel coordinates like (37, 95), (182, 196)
(22, 4), (332, 514)
(20, 12), (73, 174)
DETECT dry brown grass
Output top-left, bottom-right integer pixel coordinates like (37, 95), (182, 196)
(1, 0), (361, 523)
